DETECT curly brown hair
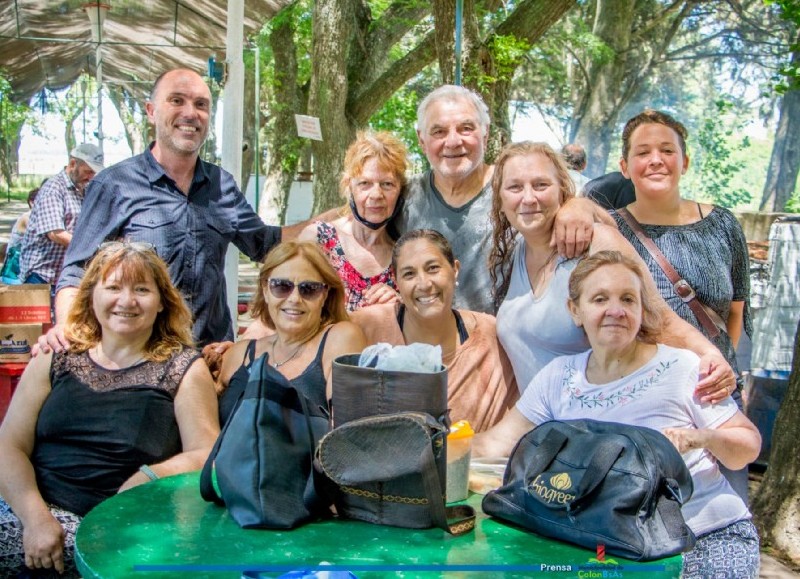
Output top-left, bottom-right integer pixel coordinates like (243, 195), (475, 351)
(250, 241), (349, 330)
(488, 141), (575, 310)
(65, 242), (194, 361)
(568, 250), (663, 344)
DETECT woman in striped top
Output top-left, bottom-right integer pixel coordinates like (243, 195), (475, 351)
(612, 109), (751, 501)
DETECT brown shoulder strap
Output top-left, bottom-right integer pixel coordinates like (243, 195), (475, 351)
(617, 208), (720, 338)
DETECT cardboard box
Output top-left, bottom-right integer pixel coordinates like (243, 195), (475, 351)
(0, 324), (43, 362)
(0, 284), (51, 324)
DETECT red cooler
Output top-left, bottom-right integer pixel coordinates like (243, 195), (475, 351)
(0, 362), (27, 422)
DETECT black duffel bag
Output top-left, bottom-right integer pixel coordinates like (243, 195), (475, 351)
(200, 353), (331, 529)
(482, 419), (696, 561)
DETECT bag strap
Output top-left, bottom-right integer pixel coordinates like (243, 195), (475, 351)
(617, 207), (720, 338)
(200, 401), (237, 505)
(524, 427), (569, 480)
(568, 440), (625, 513)
(658, 478), (695, 542)
(417, 430), (476, 535)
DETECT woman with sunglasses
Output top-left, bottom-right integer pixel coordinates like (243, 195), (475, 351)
(0, 242), (219, 577)
(296, 130), (408, 311)
(216, 241), (366, 425)
(349, 230), (518, 432)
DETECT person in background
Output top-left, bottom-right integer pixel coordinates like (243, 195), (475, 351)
(488, 141), (734, 399)
(474, 251), (761, 579)
(611, 109), (752, 501)
(296, 130), (407, 311)
(561, 143), (590, 193)
(0, 242), (219, 577)
(350, 229), (517, 432)
(583, 171), (636, 210)
(215, 241), (366, 425)
(1, 187), (39, 284)
(19, 144), (104, 288)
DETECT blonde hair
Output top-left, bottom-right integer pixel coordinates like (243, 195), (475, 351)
(250, 241), (349, 330)
(65, 242), (194, 361)
(489, 142), (575, 309)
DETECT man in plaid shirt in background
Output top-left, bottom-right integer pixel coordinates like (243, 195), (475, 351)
(19, 143), (104, 289)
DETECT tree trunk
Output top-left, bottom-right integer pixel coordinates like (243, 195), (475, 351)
(752, 318), (800, 563)
(760, 39), (800, 211)
(459, 0), (576, 161)
(259, 5), (307, 225)
(572, 0), (636, 177)
(308, 0), (358, 213)
(241, 62), (257, 191)
(571, 0), (691, 177)
(0, 127), (22, 188)
(63, 109), (80, 154)
(106, 86), (145, 155)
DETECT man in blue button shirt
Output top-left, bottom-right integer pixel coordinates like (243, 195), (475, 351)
(51, 68), (282, 346)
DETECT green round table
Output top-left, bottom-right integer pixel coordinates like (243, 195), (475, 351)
(75, 472), (682, 578)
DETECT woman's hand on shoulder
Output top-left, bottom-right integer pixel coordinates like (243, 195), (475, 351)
(215, 339), (251, 395)
(695, 351), (736, 404)
(22, 511), (65, 574)
(551, 197), (602, 258)
(202, 341), (233, 381)
(363, 283), (400, 307)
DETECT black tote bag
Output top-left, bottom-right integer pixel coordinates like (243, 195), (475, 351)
(482, 419), (696, 561)
(200, 353), (331, 529)
(325, 354), (474, 533)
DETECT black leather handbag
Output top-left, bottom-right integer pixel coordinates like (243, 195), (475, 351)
(323, 354), (475, 534)
(317, 411), (475, 534)
(482, 419), (696, 561)
(200, 353), (331, 529)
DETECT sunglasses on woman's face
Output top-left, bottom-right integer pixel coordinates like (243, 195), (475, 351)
(267, 278), (328, 300)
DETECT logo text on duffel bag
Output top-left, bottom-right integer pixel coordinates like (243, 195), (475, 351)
(527, 472), (576, 504)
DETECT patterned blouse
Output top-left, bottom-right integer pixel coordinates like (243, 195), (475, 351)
(611, 206), (751, 375)
(315, 221), (396, 312)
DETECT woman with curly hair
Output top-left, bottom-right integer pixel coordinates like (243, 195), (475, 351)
(0, 242), (219, 577)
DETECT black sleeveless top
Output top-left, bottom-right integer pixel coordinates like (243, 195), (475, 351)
(218, 329), (332, 425)
(33, 347), (199, 516)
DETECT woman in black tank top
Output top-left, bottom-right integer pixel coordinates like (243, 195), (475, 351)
(216, 242), (366, 426)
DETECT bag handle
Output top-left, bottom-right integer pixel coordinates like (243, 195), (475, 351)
(200, 396), (239, 505)
(524, 427), (623, 514)
(523, 428), (569, 480)
(200, 354), (270, 505)
(568, 440), (624, 513)
(417, 429), (476, 535)
(617, 208), (720, 338)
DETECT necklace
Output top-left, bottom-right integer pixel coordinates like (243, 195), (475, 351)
(270, 338), (305, 368)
